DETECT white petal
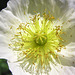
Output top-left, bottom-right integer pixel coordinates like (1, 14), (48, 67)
(0, 34), (17, 61)
(58, 8), (75, 47)
(50, 64), (75, 75)
(0, 47), (17, 62)
(7, 61), (31, 75)
(60, 10), (75, 45)
(7, 0), (29, 22)
(6, 0), (70, 20)
(59, 66), (75, 75)
(57, 43), (75, 66)
(61, 24), (75, 46)
(0, 9), (20, 59)
(0, 9), (21, 31)
(27, 0), (69, 19)
(67, 0), (75, 9)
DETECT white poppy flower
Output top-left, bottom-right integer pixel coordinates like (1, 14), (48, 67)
(0, 0), (75, 75)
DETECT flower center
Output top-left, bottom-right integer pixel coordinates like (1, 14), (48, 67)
(9, 12), (65, 74)
(34, 33), (47, 46)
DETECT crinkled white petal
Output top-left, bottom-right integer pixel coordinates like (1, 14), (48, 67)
(59, 0), (75, 9)
(59, 66), (75, 75)
(0, 33), (17, 61)
(0, 46), (17, 62)
(6, 0), (71, 20)
(0, 9), (21, 60)
(0, 9), (21, 27)
(49, 64), (75, 75)
(27, 0), (70, 19)
(67, 0), (75, 9)
(7, 0), (29, 23)
(61, 10), (75, 29)
(7, 61), (31, 75)
(0, 9), (21, 36)
(61, 24), (75, 45)
(57, 43), (75, 66)
(60, 10), (75, 45)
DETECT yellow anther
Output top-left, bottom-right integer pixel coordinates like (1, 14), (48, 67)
(51, 16), (55, 19)
(10, 26), (12, 29)
(24, 11), (25, 15)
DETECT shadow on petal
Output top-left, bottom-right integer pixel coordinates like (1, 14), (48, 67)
(28, 0), (69, 19)
(61, 24), (75, 46)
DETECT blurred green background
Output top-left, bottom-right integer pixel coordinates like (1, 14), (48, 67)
(0, 59), (12, 75)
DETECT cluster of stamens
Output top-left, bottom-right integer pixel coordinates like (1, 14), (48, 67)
(9, 12), (65, 74)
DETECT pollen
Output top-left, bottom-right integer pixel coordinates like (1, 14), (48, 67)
(9, 12), (65, 74)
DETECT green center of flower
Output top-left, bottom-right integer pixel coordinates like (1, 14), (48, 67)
(34, 33), (47, 46)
